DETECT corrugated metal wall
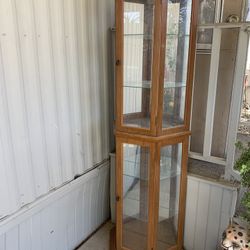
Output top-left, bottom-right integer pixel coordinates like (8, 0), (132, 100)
(0, 0), (113, 219)
(0, 163), (110, 250)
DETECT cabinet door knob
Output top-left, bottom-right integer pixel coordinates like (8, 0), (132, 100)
(116, 195), (120, 202)
(116, 59), (121, 66)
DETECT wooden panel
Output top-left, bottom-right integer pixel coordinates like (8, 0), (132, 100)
(177, 138), (189, 249)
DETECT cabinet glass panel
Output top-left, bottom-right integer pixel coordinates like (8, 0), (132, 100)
(157, 143), (182, 249)
(122, 143), (150, 249)
(162, 0), (192, 128)
(123, 0), (155, 129)
(198, 0), (216, 24)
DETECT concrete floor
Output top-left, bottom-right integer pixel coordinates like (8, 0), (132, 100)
(77, 222), (114, 250)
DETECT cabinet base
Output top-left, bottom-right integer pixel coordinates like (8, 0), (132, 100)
(110, 226), (116, 250)
(109, 226), (183, 250)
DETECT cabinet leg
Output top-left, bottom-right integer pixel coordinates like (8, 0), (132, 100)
(110, 226), (116, 250)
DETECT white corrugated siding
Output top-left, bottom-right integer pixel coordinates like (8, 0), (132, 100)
(184, 175), (238, 250)
(0, 0), (113, 219)
(0, 162), (110, 250)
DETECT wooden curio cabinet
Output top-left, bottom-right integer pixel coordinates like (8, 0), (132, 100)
(114, 0), (198, 249)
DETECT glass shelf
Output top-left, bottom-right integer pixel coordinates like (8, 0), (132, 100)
(123, 116), (184, 129)
(123, 81), (186, 89)
(124, 33), (190, 37)
(123, 155), (181, 180)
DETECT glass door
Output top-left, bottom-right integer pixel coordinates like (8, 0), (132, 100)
(156, 143), (183, 249)
(121, 143), (150, 249)
(161, 0), (193, 130)
(122, 0), (155, 129)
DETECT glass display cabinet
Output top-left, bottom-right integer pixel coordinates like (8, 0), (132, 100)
(113, 0), (198, 249)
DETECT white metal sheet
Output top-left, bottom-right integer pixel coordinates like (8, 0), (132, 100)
(0, 163), (110, 250)
(0, 0), (112, 219)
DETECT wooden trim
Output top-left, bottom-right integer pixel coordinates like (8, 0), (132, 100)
(115, 126), (153, 136)
(148, 143), (157, 250)
(162, 125), (189, 136)
(116, 130), (190, 144)
(115, 133), (153, 146)
(115, 0), (123, 133)
(116, 137), (123, 250)
(183, 0), (199, 131)
(156, 0), (168, 135)
(110, 227), (116, 250)
(150, 0), (162, 135)
(153, 142), (161, 249)
(176, 137), (189, 249)
(168, 245), (178, 250)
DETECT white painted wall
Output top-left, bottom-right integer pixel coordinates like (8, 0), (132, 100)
(0, 162), (110, 250)
(0, 0), (113, 219)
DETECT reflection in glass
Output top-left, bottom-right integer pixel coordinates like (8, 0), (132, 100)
(211, 28), (239, 158)
(123, 1), (155, 129)
(197, 0), (215, 52)
(190, 52), (211, 154)
(197, 28), (213, 51)
(157, 144), (182, 249)
(198, 0), (216, 24)
(162, 0), (192, 128)
(243, 0), (250, 21)
(122, 144), (150, 250)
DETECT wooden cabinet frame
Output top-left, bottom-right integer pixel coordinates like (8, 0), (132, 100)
(115, 0), (198, 136)
(114, 0), (198, 249)
(115, 131), (190, 250)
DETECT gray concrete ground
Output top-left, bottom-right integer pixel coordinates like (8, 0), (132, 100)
(77, 222), (114, 250)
